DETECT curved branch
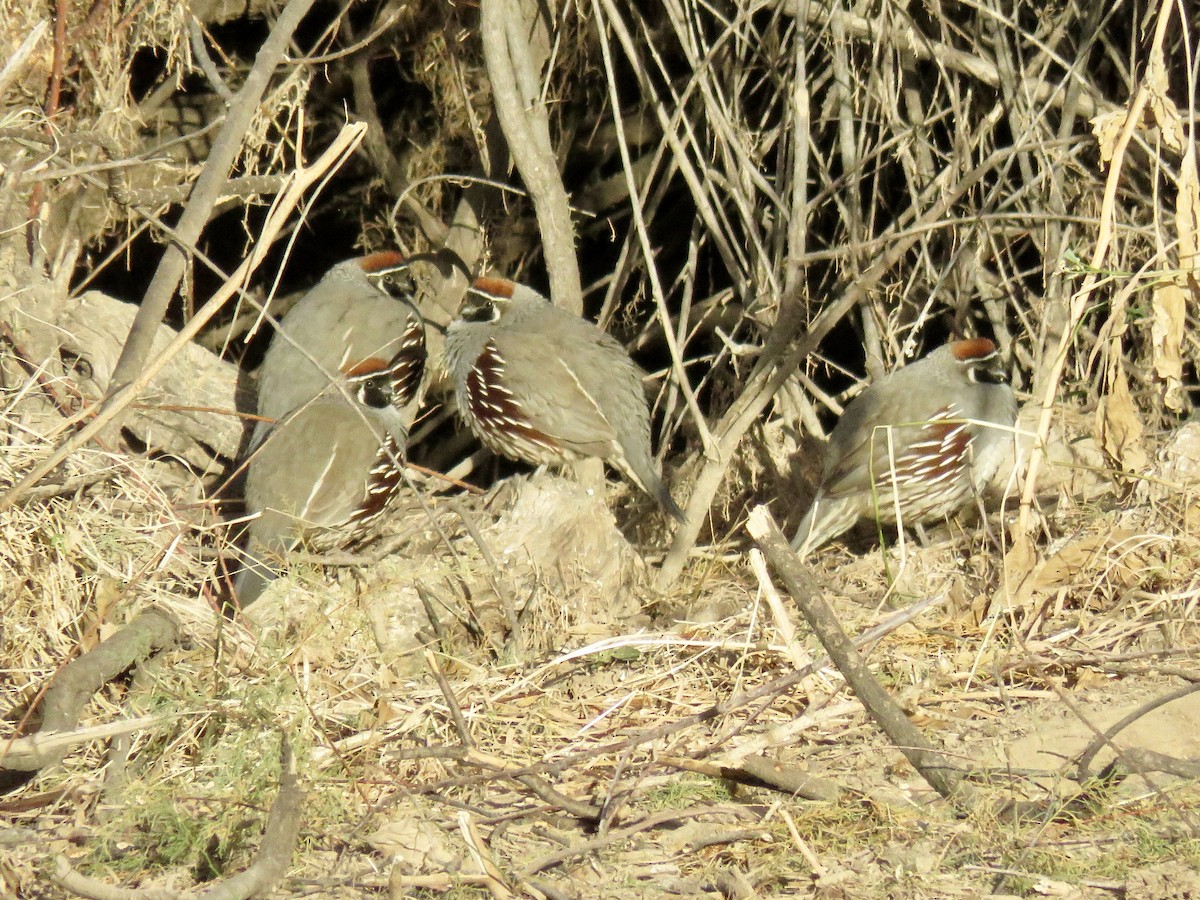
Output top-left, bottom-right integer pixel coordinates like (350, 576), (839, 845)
(1, 610), (178, 781)
(49, 740), (304, 900)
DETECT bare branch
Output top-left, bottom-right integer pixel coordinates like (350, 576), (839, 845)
(106, 0), (319, 394)
(479, 0), (582, 314)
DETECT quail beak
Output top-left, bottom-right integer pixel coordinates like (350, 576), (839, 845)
(459, 296), (499, 323)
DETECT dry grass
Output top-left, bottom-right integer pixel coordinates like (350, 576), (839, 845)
(4, 417), (1200, 896)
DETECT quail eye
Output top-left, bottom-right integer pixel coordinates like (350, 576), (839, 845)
(462, 299), (497, 323)
(970, 365), (1008, 385)
(371, 271), (415, 301)
(359, 376), (393, 409)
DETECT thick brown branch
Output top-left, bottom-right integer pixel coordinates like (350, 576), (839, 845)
(49, 740), (303, 900)
(1, 610), (178, 777)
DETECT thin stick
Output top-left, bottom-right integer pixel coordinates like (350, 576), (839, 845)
(590, 0), (715, 456)
(747, 505), (977, 811)
(0, 20), (48, 99)
(1014, 0), (1176, 544)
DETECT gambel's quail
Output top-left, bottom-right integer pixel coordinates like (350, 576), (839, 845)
(255, 250), (426, 445)
(791, 337), (1016, 558)
(236, 357), (411, 605)
(443, 277), (684, 521)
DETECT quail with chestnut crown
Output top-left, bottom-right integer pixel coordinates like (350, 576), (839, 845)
(791, 337), (1016, 558)
(254, 250), (426, 447)
(236, 356), (413, 605)
(443, 277), (684, 521)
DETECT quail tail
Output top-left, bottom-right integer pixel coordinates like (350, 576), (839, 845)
(790, 495), (859, 559)
(233, 552), (278, 607)
(653, 477), (685, 523)
(621, 453), (684, 522)
(790, 505), (819, 557)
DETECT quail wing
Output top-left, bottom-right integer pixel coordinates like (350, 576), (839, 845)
(815, 357), (964, 502)
(247, 397), (396, 543)
(488, 330), (625, 459)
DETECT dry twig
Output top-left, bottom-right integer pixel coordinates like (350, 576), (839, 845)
(747, 506), (978, 811)
(106, 0), (320, 393)
(480, 0), (582, 315)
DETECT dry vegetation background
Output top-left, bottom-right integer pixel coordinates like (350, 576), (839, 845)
(3, 0), (1200, 897)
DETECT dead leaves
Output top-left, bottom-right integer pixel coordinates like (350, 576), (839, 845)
(1096, 357), (1147, 479)
(1154, 138), (1200, 414)
(1087, 3), (1197, 475)
(1151, 282), (1187, 413)
(1003, 528), (1161, 621)
(1025, 530), (1151, 599)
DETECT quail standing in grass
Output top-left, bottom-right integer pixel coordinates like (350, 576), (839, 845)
(791, 337), (1017, 558)
(443, 276), (684, 521)
(236, 357), (413, 605)
(254, 250), (426, 446)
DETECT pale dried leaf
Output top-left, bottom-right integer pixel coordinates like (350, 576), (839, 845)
(1096, 359), (1148, 475)
(1090, 109), (1126, 165)
(1003, 534), (1042, 608)
(1031, 875), (1087, 897)
(1092, 52), (1185, 168)
(1175, 142), (1200, 271)
(1028, 531), (1146, 594)
(1151, 282), (1187, 412)
(367, 815), (460, 872)
(1146, 49), (1186, 153)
